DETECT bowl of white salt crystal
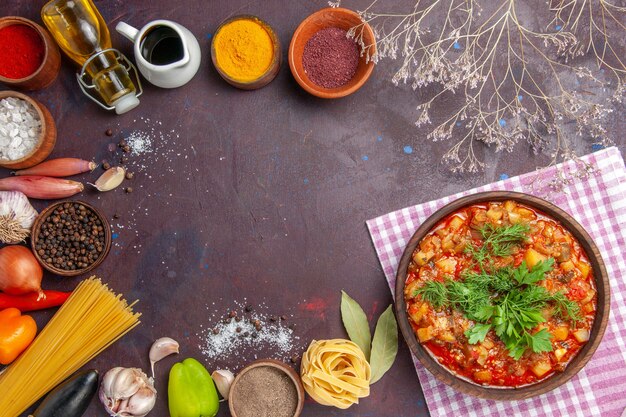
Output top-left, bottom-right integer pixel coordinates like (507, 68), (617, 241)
(0, 90), (56, 170)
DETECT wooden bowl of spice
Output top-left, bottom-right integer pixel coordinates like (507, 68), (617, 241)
(289, 8), (376, 99)
(31, 201), (112, 277)
(211, 15), (281, 90)
(229, 359), (305, 417)
(0, 90), (56, 170)
(0, 16), (61, 91)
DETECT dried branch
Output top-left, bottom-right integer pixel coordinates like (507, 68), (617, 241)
(334, 0), (625, 172)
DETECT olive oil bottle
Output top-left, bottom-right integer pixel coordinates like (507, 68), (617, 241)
(42, 0), (140, 114)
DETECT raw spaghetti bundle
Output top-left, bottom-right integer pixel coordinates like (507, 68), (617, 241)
(0, 277), (140, 417)
(300, 339), (371, 409)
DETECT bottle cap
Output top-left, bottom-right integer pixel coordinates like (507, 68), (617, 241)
(113, 94), (140, 115)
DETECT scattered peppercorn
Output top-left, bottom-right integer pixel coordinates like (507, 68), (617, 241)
(212, 328), (219, 335)
(113, 214), (120, 219)
(125, 187), (133, 193)
(122, 145), (131, 153)
(269, 315), (277, 322)
(235, 316), (242, 322)
(34, 202), (107, 271)
(125, 171), (134, 180)
(290, 355), (299, 363)
(223, 318), (231, 324)
(288, 324), (296, 331)
(228, 311), (237, 318)
(120, 157), (128, 164)
(102, 161), (111, 170)
(118, 139), (127, 148)
(105, 128), (113, 136)
(245, 304), (254, 312)
(280, 315), (287, 321)
(235, 327), (242, 333)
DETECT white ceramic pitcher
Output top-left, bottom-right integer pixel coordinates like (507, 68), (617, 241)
(116, 19), (201, 89)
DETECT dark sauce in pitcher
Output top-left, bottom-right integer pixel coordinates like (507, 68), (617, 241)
(140, 26), (184, 65)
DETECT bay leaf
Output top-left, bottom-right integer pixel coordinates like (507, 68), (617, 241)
(369, 304), (398, 384)
(340, 290), (372, 360)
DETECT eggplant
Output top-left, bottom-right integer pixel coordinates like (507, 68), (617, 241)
(30, 369), (99, 417)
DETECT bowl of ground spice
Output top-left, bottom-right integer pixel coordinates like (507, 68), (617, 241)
(0, 90), (56, 170)
(31, 201), (112, 277)
(211, 15), (281, 90)
(289, 8), (376, 99)
(0, 16), (61, 91)
(229, 359), (304, 417)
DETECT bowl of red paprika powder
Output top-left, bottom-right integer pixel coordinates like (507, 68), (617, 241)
(289, 8), (376, 99)
(0, 16), (61, 91)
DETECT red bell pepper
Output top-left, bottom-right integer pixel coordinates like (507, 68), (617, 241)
(0, 290), (71, 312)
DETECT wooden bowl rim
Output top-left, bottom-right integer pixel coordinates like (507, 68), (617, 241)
(228, 358), (305, 417)
(210, 15), (282, 90)
(0, 16), (52, 83)
(288, 7), (376, 99)
(0, 90), (50, 165)
(394, 191), (610, 400)
(31, 200), (112, 277)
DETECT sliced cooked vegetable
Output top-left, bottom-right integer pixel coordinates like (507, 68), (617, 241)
(0, 308), (37, 365)
(0, 290), (71, 312)
(0, 245), (43, 297)
(15, 158), (97, 178)
(30, 369), (98, 417)
(0, 176), (84, 199)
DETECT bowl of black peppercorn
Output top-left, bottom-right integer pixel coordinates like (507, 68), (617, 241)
(31, 201), (112, 277)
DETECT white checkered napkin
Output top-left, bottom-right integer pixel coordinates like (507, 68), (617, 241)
(366, 147), (626, 417)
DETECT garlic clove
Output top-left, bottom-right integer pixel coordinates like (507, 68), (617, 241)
(211, 369), (235, 399)
(91, 166), (125, 192)
(149, 337), (179, 378)
(118, 386), (157, 417)
(101, 367), (126, 398)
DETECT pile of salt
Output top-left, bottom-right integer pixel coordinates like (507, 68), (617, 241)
(0, 97), (41, 161)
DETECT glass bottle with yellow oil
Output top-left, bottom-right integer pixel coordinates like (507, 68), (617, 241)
(42, 0), (141, 114)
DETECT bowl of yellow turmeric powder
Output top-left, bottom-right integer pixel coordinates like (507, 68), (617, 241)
(211, 15), (281, 90)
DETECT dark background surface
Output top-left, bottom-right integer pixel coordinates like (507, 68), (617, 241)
(1, 0), (624, 416)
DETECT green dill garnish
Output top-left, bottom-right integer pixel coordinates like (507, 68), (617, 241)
(466, 223), (530, 266)
(415, 224), (582, 360)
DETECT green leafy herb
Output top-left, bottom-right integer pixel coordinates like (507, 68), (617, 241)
(466, 223), (530, 266)
(415, 237), (581, 360)
(369, 305), (398, 384)
(465, 323), (492, 344)
(340, 291), (371, 360)
(512, 259), (554, 286)
(413, 280), (447, 309)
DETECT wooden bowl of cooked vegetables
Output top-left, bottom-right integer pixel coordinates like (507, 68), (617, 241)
(395, 191), (609, 400)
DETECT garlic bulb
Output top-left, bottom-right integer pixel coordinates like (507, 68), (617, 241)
(0, 191), (37, 244)
(149, 337), (179, 378)
(99, 367), (157, 417)
(211, 369), (235, 399)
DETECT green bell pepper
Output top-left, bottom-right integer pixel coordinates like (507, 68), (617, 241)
(168, 357), (219, 417)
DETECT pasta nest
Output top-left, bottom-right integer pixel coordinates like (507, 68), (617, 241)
(300, 339), (371, 409)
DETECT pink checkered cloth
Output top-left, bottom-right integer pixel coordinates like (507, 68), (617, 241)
(367, 147), (626, 417)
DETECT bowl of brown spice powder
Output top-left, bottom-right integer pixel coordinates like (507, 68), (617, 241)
(229, 359), (304, 417)
(289, 7), (376, 99)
